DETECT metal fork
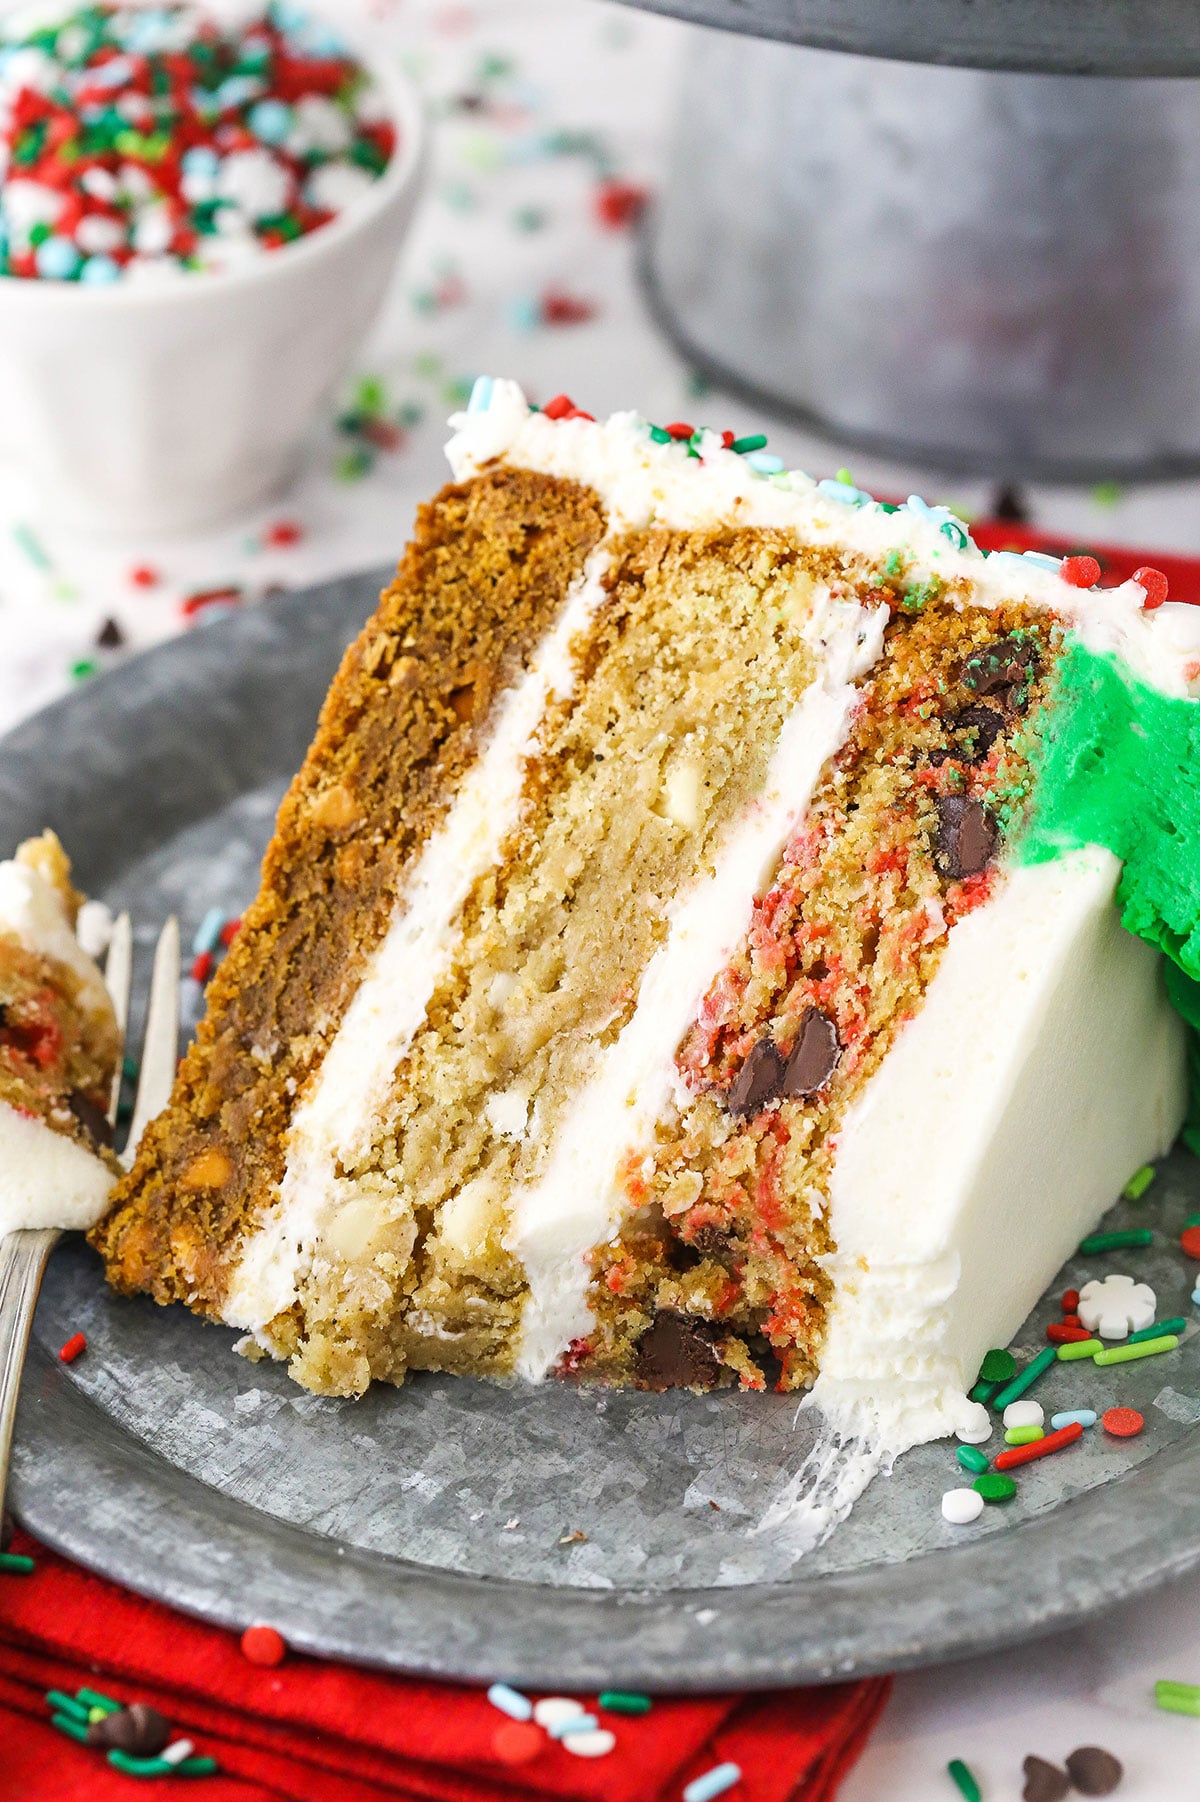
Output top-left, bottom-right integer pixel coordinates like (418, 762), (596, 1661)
(0, 914), (180, 1527)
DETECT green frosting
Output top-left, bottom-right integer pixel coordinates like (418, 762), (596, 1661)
(1017, 638), (1200, 1152)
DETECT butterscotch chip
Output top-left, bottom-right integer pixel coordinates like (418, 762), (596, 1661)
(449, 682), (476, 722)
(311, 784), (359, 831)
(180, 1147), (232, 1189)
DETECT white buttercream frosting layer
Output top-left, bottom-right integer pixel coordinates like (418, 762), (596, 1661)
(222, 544), (615, 1331)
(448, 379), (1200, 699)
(813, 847), (1186, 1451)
(0, 855), (117, 1234)
(511, 586), (887, 1378)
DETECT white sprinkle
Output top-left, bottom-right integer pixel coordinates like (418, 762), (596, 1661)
(941, 1487), (985, 1526)
(562, 1729), (616, 1758)
(1078, 1273), (1156, 1340)
(159, 1741), (195, 1766)
(533, 1697), (587, 1728)
(1002, 1399), (1044, 1430)
(954, 1403), (992, 1445)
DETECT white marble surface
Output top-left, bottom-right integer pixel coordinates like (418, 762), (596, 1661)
(4, 0), (1199, 1790)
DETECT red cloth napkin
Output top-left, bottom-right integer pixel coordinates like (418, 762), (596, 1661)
(0, 1528), (889, 1802)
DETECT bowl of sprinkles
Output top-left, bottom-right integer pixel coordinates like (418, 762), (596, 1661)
(0, 2), (425, 532)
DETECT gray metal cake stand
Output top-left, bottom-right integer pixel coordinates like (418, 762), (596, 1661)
(629, 1), (1200, 481)
(7, 570), (1200, 1691)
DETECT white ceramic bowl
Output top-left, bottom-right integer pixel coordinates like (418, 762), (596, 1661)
(0, 53), (425, 536)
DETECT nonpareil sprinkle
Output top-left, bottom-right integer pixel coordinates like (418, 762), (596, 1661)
(0, 4), (397, 284)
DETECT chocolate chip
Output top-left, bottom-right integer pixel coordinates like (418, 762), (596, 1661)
(86, 1704), (171, 1757)
(929, 704), (1005, 767)
(1064, 1747), (1123, 1796)
(963, 635), (1037, 697)
(993, 482), (1029, 523)
(68, 1089), (114, 1149)
(1022, 1755), (1070, 1802)
(934, 796), (998, 880)
(687, 1223), (736, 1259)
(95, 617), (125, 650)
(635, 1312), (722, 1390)
(725, 1037), (784, 1119)
(781, 1007), (840, 1098)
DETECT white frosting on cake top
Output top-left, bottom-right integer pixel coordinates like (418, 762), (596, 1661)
(448, 378), (1200, 700)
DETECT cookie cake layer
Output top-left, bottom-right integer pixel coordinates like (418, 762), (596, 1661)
(93, 379), (1200, 1450)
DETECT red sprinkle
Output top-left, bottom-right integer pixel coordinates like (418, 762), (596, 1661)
(594, 177), (648, 231)
(219, 918), (242, 947)
(1181, 1226), (1200, 1260)
(181, 586), (241, 620)
(1132, 565), (1169, 610)
(1062, 1313), (1082, 1329)
(265, 519), (304, 549)
(129, 564), (160, 589)
(1047, 1322), (1092, 1344)
(190, 951), (213, 984)
(993, 1421), (1084, 1470)
(541, 393), (576, 421)
(240, 1624), (287, 1667)
(1102, 1406), (1144, 1438)
(59, 1332), (86, 1364)
(664, 422), (695, 440)
(1061, 1288), (1080, 1312)
(1060, 554), (1101, 589)
(721, 430), (735, 450)
(492, 1721), (542, 1765)
(541, 289), (596, 326)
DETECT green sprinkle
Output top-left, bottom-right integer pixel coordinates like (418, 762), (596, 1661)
(947, 1756), (983, 1801)
(76, 1688), (121, 1712)
(1186, 1212), (1200, 1229)
(1078, 1228), (1153, 1254)
(956, 1445), (989, 1474)
(973, 1472), (1017, 1503)
(1092, 479), (1123, 509)
(1155, 1679), (1200, 1716)
(13, 521), (51, 570)
(70, 657), (99, 682)
(1123, 1164), (1157, 1201)
(992, 1345), (1057, 1409)
(599, 1690), (651, 1714)
(51, 1712), (90, 1744)
(354, 374), (386, 413)
(108, 1751), (219, 1777)
(835, 467), (854, 485)
(1057, 1338), (1104, 1361)
(1004, 1424), (1044, 1446)
(978, 1349), (1015, 1383)
(0, 1552), (34, 1574)
(648, 425), (672, 444)
(729, 433), (767, 454)
(1130, 1316), (1187, 1344)
(968, 1378), (998, 1405)
(45, 1689), (90, 1721)
(1093, 1333), (1179, 1367)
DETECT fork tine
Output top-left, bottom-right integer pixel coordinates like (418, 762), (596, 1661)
(121, 916), (180, 1169)
(104, 911), (132, 1130)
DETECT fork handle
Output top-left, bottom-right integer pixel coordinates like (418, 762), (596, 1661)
(0, 1228), (60, 1527)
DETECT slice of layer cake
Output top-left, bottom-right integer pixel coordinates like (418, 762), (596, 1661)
(93, 380), (1200, 1449)
(0, 833), (120, 1236)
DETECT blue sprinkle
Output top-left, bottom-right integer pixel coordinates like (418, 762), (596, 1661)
(1022, 551), (1063, 572)
(746, 451), (784, 475)
(79, 255), (121, 285)
(215, 75), (265, 110)
(817, 477), (869, 506)
(507, 294), (541, 334)
(684, 1764), (743, 1802)
(1051, 1409), (1097, 1430)
(487, 1682), (532, 1721)
(182, 146), (220, 177)
(191, 907), (226, 958)
(467, 375), (495, 415)
(983, 550), (1033, 570)
(549, 1713), (599, 1738)
(1192, 1284), (1200, 1306)
(906, 493), (935, 519)
(249, 99), (293, 145)
(34, 236), (80, 280)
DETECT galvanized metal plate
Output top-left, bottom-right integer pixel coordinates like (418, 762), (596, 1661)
(616, 0), (1200, 78)
(6, 569), (1200, 1691)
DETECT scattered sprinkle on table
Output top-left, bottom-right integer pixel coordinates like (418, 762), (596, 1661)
(487, 1681), (533, 1721)
(947, 1756), (982, 1801)
(58, 1331), (86, 1363)
(992, 1346), (1057, 1409)
(599, 1689), (651, 1714)
(1130, 1315), (1187, 1343)
(1057, 1338), (1104, 1361)
(1122, 1164), (1156, 1201)
(0, 1550), (35, 1573)
(562, 1728), (616, 1758)
(492, 1720), (543, 1764)
(533, 1696), (585, 1728)
(994, 1422), (1084, 1471)
(957, 1444), (990, 1474)
(1102, 1406), (1144, 1437)
(1004, 1424), (1044, 1446)
(1093, 1333), (1179, 1366)
(941, 1487), (985, 1525)
(1181, 1225), (1200, 1260)
(1155, 1678), (1200, 1716)
(239, 1623), (286, 1666)
(1064, 1745), (1122, 1794)
(1002, 1399), (1044, 1430)
(1051, 1409), (1097, 1430)
(548, 1712), (598, 1739)
(1077, 1229), (1153, 1254)
(684, 1762), (742, 1802)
